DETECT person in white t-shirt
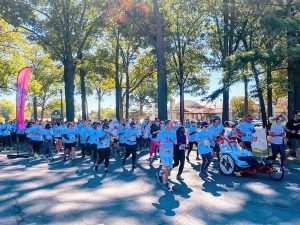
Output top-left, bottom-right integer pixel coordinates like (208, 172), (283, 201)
(267, 117), (286, 165)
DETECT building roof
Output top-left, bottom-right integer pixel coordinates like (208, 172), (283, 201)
(173, 100), (223, 114)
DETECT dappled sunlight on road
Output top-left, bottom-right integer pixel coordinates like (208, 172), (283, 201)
(0, 151), (300, 225)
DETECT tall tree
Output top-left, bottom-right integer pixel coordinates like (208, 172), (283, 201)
(165, 0), (209, 124)
(1, 0), (107, 121)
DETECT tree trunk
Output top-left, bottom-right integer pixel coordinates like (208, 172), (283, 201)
(120, 93), (124, 120)
(78, 53), (87, 121)
(287, 30), (300, 119)
(40, 95), (46, 121)
(125, 68), (130, 120)
(97, 90), (102, 120)
(62, 1), (75, 122)
(152, 0), (168, 121)
(139, 100), (144, 116)
(179, 82), (184, 125)
(63, 56), (76, 122)
(244, 76), (249, 118)
(86, 98), (89, 120)
(267, 70), (273, 118)
(33, 96), (38, 120)
(222, 0), (230, 122)
(251, 62), (267, 128)
(114, 29), (121, 121)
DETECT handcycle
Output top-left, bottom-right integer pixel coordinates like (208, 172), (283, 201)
(217, 138), (284, 181)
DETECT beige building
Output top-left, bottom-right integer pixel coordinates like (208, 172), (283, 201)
(171, 100), (225, 121)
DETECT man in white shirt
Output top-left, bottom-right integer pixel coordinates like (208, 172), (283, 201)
(268, 117), (286, 165)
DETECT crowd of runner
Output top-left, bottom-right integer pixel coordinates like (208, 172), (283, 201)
(0, 110), (300, 190)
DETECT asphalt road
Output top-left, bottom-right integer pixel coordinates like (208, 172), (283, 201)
(0, 148), (299, 225)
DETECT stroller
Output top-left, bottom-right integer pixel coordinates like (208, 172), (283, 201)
(217, 138), (284, 181)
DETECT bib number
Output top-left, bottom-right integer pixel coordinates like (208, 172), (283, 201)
(129, 137), (136, 142)
(204, 140), (210, 148)
(165, 149), (172, 154)
(179, 144), (186, 150)
(103, 142), (109, 148)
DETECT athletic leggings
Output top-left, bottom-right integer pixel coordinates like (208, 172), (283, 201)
(96, 147), (111, 168)
(2, 135), (12, 148)
(124, 144), (137, 165)
(201, 153), (212, 173)
(173, 150), (185, 176)
(32, 141), (42, 154)
(91, 144), (98, 163)
(80, 143), (87, 157)
(150, 140), (158, 157)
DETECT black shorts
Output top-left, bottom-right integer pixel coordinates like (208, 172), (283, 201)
(113, 139), (119, 144)
(211, 145), (220, 152)
(65, 142), (76, 149)
(28, 139), (33, 145)
(244, 141), (252, 150)
(119, 143), (126, 147)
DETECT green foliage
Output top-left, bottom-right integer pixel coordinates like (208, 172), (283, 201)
(230, 96), (257, 118)
(0, 99), (15, 120)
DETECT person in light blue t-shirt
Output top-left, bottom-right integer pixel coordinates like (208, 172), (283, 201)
(123, 122), (139, 169)
(186, 120), (199, 161)
(237, 114), (256, 151)
(196, 121), (213, 178)
(94, 123), (113, 173)
(156, 120), (177, 190)
(118, 123), (126, 155)
(77, 122), (89, 159)
(62, 123), (77, 162)
(30, 121), (44, 159)
(42, 123), (54, 163)
(1, 120), (12, 149)
(207, 115), (225, 160)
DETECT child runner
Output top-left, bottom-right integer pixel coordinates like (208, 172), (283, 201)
(196, 121), (213, 178)
(43, 123), (54, 164)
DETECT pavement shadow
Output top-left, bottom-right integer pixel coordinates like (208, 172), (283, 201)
(152, 190), (180, 216)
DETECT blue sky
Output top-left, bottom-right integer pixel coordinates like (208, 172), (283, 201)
(86, 72), (246, 111)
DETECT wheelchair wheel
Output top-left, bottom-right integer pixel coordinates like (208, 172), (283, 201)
(219, 154), (235, 175)
(269, 162), (284, 181)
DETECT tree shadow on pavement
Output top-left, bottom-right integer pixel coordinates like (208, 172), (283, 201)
(152, 190), (180, 216)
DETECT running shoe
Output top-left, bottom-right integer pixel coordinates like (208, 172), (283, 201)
(104, 168), (108, 173)
(132, 165), (137, 169)
(164, 183), (171, 190)
(156, 171), (163, 183)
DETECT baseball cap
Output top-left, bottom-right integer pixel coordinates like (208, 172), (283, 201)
(201, 121), (209, 127)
